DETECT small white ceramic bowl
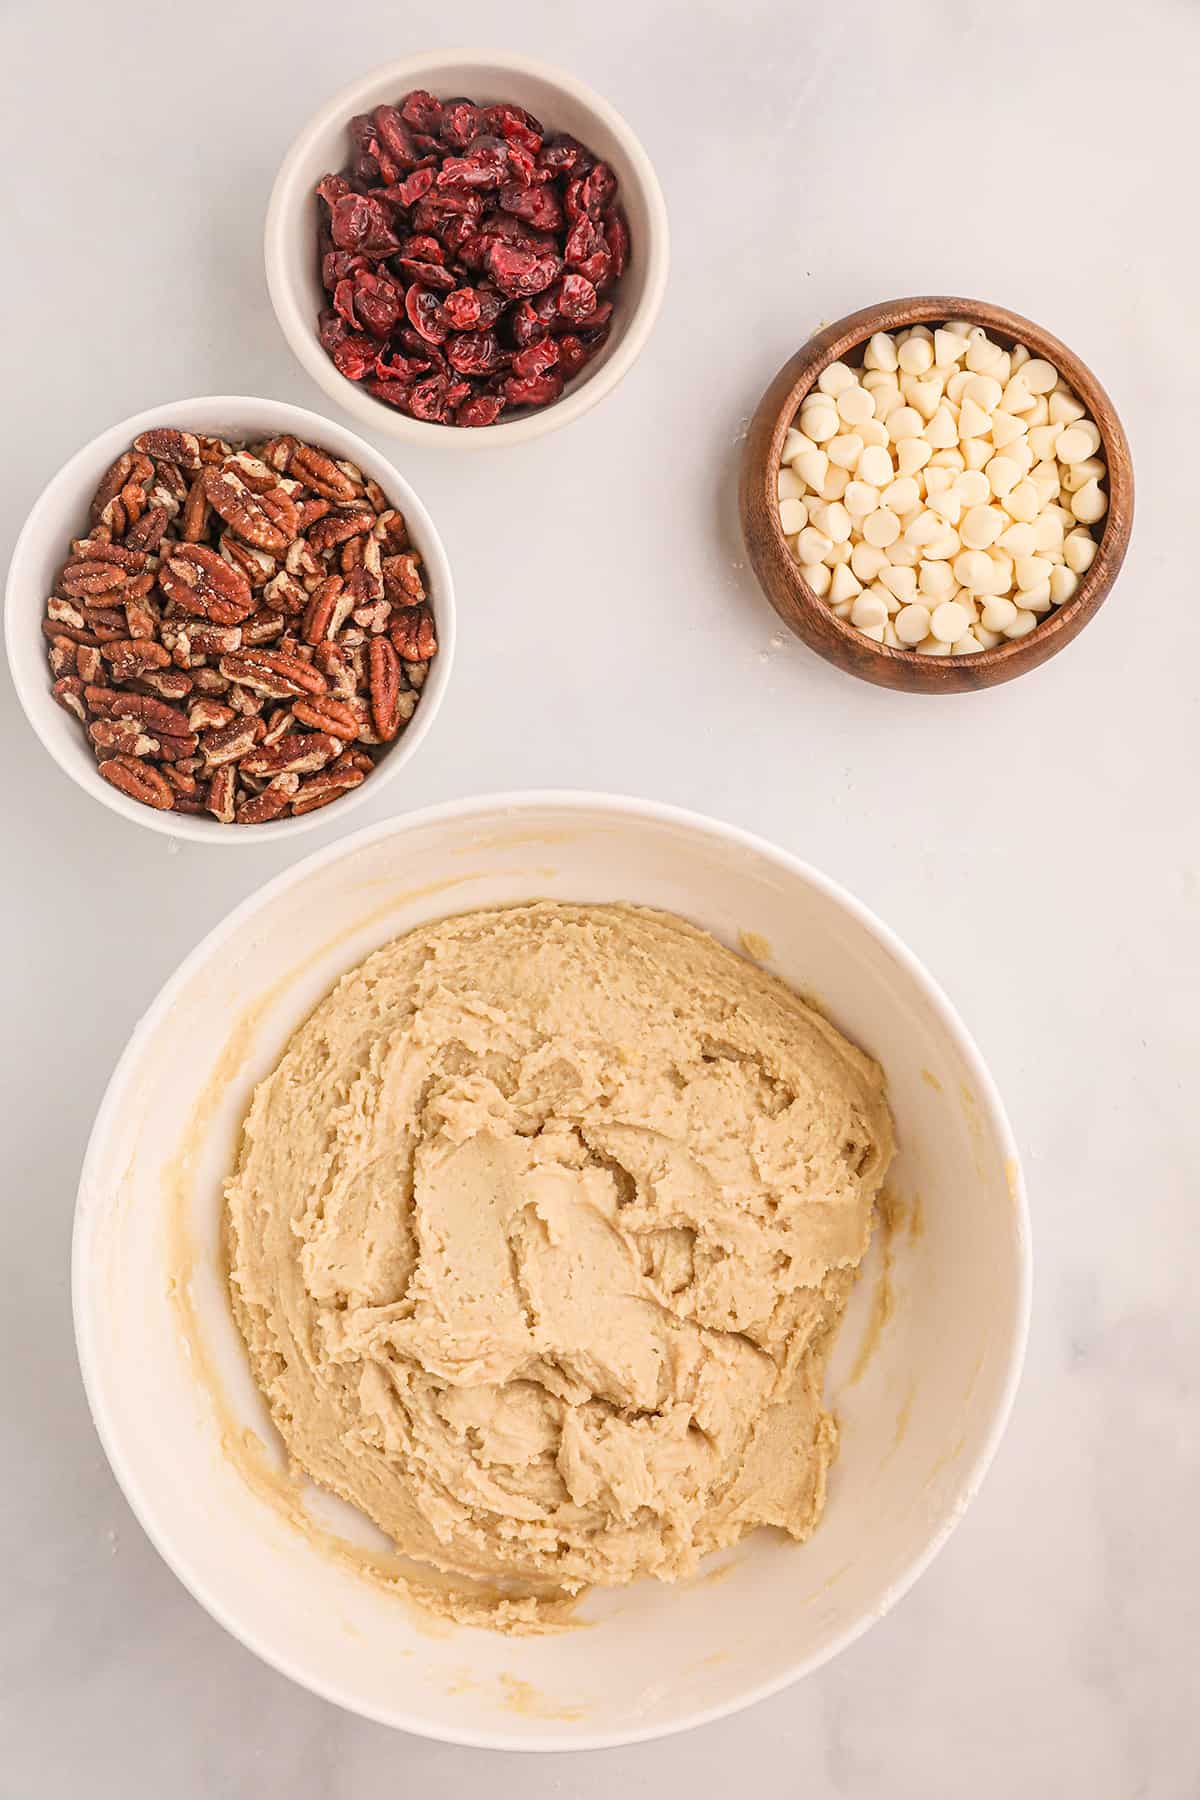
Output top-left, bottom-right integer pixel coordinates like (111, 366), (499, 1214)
(74, 793), (1030, 1750)
(265, 51), (670, 447)
(5, 395), (455, 844)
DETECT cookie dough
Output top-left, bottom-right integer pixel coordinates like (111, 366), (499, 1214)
(227, 903), (893, 1613)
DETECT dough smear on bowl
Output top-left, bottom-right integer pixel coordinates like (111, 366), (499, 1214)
(226, 903), (894, 1624)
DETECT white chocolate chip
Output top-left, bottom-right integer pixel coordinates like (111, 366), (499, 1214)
(829, 564), (862, 605)
(779, 497), (808, 535)
(851, 590), (888, 630)
(863, 331), (899, 371)
(1070, 479), (1107, 524)
(989, 410), (1027, 450)
(850, 540), (888, 582)
(862, 508), (901, 547)
(933, 328), (967, 366)
(813, 501), (852, 543)
(894, 602), (932, 644)
(817, 360), (858, 397)
(857, 444), (894, 487)
(844, 480), (881, 518)
(896, 437), (933, 477)
(882, 476), (920, 514)
(793, 448), (828, 491)
(1049, 388), (1086, 426)
(930, 599), (970, 643)
(898, 335), (934, 374)
(1004, 607), (1037, 639)
(918, 559), (956, 602)
(827, 432), (865, 470)
(1064, 529), (1098, 574)
(805, 560), (832, 597)
(1022, 358), (1058, 394)
(836, 385), (875, 427)
(794, 525), (833, 563)
(1049, 565), (1078, 605)
(960, 504), (1006, 549)
(778, 467), (805, 501)
(799, 400), (839, 443)
(880, 563), (917, 604)
(980, 596), (1018, 632)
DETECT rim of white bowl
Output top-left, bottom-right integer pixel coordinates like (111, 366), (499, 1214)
(72, 791), (1032, 1750)
(4, 395), (456, 844)
(264, 50), (671, 448)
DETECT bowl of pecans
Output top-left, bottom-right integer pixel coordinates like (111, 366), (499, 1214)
(265, 51), (669, 445)
(5, 396), (455, 840)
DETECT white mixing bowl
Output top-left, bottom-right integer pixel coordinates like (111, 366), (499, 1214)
(73, 793), (1029, 1749)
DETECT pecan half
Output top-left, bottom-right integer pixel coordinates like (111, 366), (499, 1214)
(203, 467), (300, 553)
(389, 605), (437, 660)
(218, 648), (327, 699)
(240, 731), (341, 778)
(133, 428), (203, 471)
(98, 754), (174, 810)
(292, 766), (367, 813)
(367, 636), (403, 739)
(288, 443), (360, 501)
(159, 543), (253, 624)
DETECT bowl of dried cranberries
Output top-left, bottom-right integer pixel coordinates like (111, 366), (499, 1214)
(265, 52), (669, 445)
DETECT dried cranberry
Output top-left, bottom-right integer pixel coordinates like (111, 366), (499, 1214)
(498, 180), (563, 232)
(445, 330), (503, 375)
(383, 167), (436, 209)
(400, 89), (444, 135)
(353, 271), (404, 336)
(557, 272), (597, 323)
(582, 300), (613, 334)
(322, 249), (368, 291)
(374, 345), (434, 381)
(439, 99), (483, 148)
(319, 314), (380, 382)
(501, 369), (564, 409)
(482, 103), (544, 154)
(412, 190), (484, 232)
(442, 286), (505, 331)
(437, 138), (510, 191)
(438, 213), (479, 257)
(478, 212), (558, 253)
(537, 132), (594, 177)
(408, 374), (453, 422)
(444, 380), (473, 411)
(456, 393), (505, 427)
(332, 277), (357, 326)
(330, 192), (399, 258)
(504, 140), (538, 186)
(507, 291), (559, 347)
(511, 336), (560, 380)
(405, 284), (448, 345)
(603, 209), (629, 280)
(372, 105), (422, 171)
(366, 377), (414, 410)
(573, 244), (612, 290)
(564, 212), (604, 270)
(556, 334), (590, 379)
(397, 233), (445, 264)
(580, 162), (617, 219)
(316, 172), (353, 209)
(397, 257), (457, 292)
(485, 240), (562, 297)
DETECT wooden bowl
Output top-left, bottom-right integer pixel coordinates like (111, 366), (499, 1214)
(739, 296), (1133, 693)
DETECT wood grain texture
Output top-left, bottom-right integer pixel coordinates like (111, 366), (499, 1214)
(739, 296), (1134, 693)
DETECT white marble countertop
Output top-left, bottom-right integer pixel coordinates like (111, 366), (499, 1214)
(3, 0), (1197, 1791)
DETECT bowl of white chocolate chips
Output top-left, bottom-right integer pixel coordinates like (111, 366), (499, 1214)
(740, 296), (1132, 692)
